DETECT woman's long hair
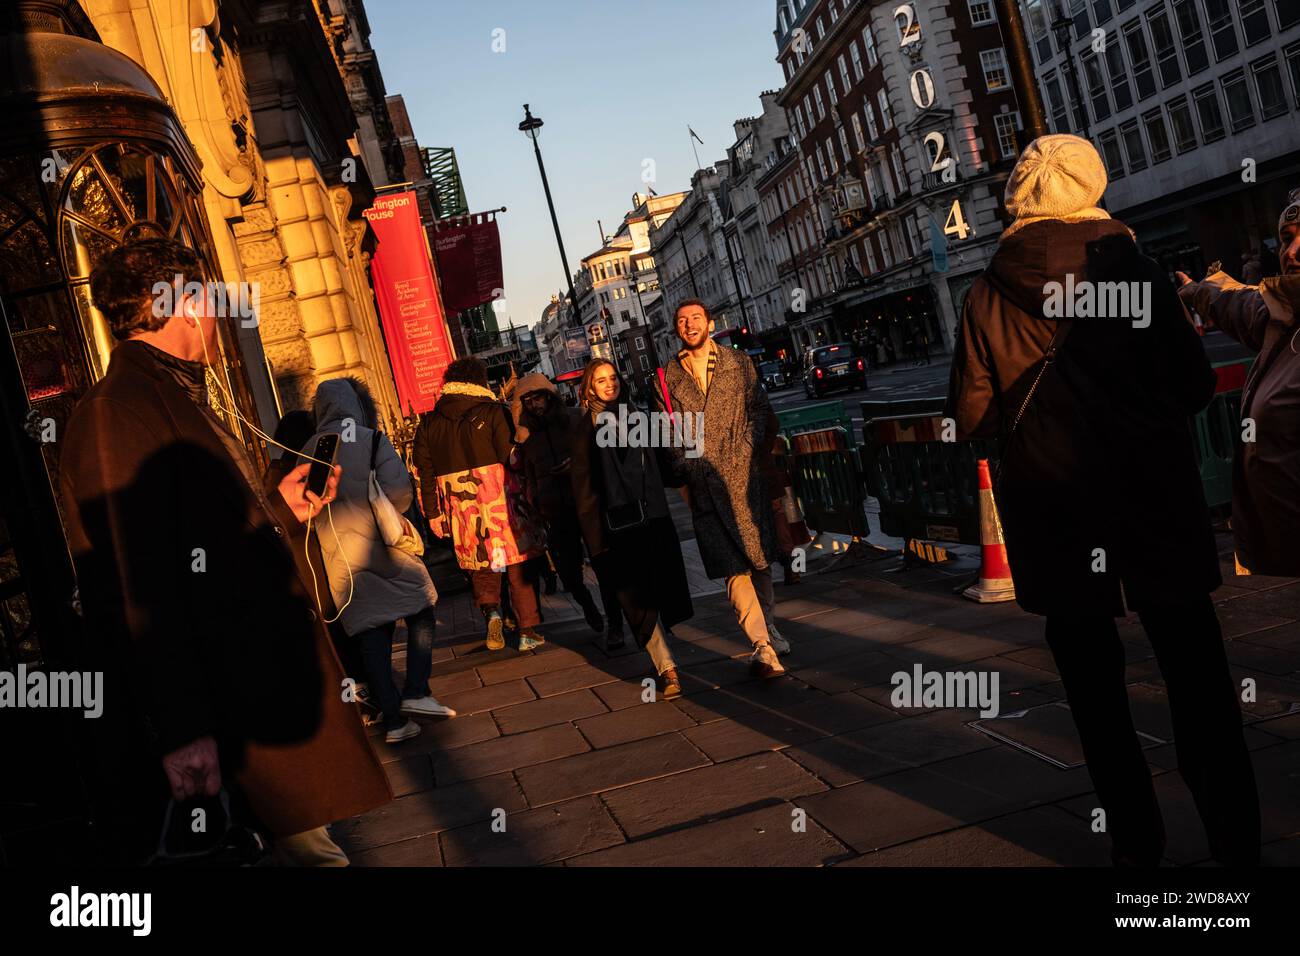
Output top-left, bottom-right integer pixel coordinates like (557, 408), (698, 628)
(577, 358), (626, 411)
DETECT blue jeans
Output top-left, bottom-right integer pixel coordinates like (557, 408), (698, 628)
(357, 606), (436, 731)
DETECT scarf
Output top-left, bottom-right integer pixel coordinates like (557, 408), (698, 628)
(999, 206), (1115, 243)
(440, 380), (497, 400)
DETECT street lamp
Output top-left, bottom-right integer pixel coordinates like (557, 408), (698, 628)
(1049, 1), (1091, 139)
(519, 104), (580, 326)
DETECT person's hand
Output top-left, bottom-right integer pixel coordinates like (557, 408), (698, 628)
(278, 462), (340, 524)
(161, 735), (221, 801)
(1175, 270), (1194, 287)
(429, 514), (450, 538)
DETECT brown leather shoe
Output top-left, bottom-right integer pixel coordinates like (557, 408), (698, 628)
(660, 669), (682, 700)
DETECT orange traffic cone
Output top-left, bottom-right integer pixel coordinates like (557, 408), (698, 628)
(963, 458), (1016, 603)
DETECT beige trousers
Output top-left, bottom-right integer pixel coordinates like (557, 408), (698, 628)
(725, 565), (774, 647)
(272, 826), (349, 867)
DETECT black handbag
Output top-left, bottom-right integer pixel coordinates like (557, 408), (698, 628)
(604, 447), (650, 533)
(994, 319), (1072, 492)
(145, 789), (271, 867)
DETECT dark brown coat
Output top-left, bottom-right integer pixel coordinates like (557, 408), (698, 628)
(60, 341), (390, 858)
(947, 219), (1221, 616)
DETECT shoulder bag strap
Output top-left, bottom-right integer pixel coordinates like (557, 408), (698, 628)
(995, 319), (1072, 487)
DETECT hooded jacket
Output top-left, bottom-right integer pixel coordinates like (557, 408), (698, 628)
(411, 383), (545, 571)
(1179, 272), (1300, 574)
(512, 372), (583, 526)
(947, 218), (1220, 615)
(307, 379), (437, 636)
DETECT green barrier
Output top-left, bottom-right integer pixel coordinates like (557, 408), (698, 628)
(860, 414), (1000, 546)
(776, 400), (856, 448)
(783, 426), (869, 538)
(1193, 358), (1250, 509)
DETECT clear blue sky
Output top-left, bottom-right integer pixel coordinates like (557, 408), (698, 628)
(367, 0), (785, 331)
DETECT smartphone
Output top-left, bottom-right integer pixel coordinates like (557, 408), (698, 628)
(306, 432), (340, 499)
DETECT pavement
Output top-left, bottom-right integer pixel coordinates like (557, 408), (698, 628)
(332, 529), (1300, 867)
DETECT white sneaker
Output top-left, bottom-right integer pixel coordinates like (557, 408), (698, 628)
(749, 642), (786, 679)
(384, 719), (422, 743)
(767, 623), (791, 655)
(400, 696), (457, 718)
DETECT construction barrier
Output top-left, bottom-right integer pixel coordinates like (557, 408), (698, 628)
(1194, 358), (1250, 508)
(776, 400), (856, 448)
(783, 425), (869, 538)
(860, 411), (1000, 548)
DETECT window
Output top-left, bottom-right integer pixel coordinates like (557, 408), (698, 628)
(1083, 52), (1111, 121)
(1146, 8), (1181, 88)
(1098, 130), (1125, 178)
(967, 0), (995, 25)
(864, 101), (879, 140)
(1279, 0), (1300, 30)
(879, 227), (894, 268)
(814, 86), (826, 120)
(1251, 56), (1289, 119)
(1193, 83), (1226, 141)
(825, 138), (838, 173)
(634, 335), (644, 349)
(826, 71), (838, 107)
(1027, 0), (1053, 62)
(1070, 0), (1091, 39)
(804, 94), (814, 128)
(995, 112), (1020, 158)
(1142, 108), (1171, 163)
(639, 355), (650, 371)
(1119, 119), (1147, 172)
(851, 112), (866, 151)
(794, 104), (807, 140)
(839, 126), (852, 165)
(1167, 95), (1197, 151)
(850, 39), (865, 81)
(816, 146), (828, 182)
(1240, 0), (1271, 46)
(906, 216), (922, 259)
(863, 24), (878, 67)
(863, 235), (878, 273)
(1202, 0), (1238, 62)
(1104, 32), (1133, 111)
(981, 48), (1010, 91)
(1090, 0), (1113, 25)
(1222, 69), (1257, 132)
(1287, 42), (1300, 108)
(1044, 73), (1069, 132)
(817, 16), (826, 39)
(806, 156), (819, 186)
(838, 55), (852, 94)
(1123, 19), (1157, 100)
(895, 6), (921, 45)
(878, 89), (894, 129)
(1172, 0), (1208, 75)
(891, 146), (908, 195)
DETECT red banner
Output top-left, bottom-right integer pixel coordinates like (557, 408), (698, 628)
(363, 190), (454, 415)
(432, 214), (504, 315)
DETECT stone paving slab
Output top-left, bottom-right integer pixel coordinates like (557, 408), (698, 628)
(333, 530), (1300, 867)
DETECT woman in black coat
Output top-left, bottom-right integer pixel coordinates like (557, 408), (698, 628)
(569, 359), (693, 698)
(947, 134), (1257, 867)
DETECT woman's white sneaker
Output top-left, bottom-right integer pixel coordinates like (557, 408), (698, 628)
(400, 696), (457, 718)
(385, 719), (422, 743)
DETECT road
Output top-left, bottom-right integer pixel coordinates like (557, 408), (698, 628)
(765, 328), (1254, 432)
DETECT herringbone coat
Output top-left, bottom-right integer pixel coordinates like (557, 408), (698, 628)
(656, 343), (779, 579)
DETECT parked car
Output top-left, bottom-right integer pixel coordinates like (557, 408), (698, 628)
(757, 359), (788, 391)
(802, 342), (867, 398)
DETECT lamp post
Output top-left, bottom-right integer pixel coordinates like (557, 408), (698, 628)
(1049, 1), (1090, 139)
(519, 104), (580, 326)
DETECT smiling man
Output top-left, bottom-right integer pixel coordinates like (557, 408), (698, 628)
(655, 299), (789, 678)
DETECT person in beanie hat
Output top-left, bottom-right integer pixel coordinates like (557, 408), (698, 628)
(1176, 186), (1300, 575)
(947, 134), (1259, 866)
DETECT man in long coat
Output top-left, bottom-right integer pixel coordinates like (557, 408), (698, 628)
(61, 238), (391, 865)
(656, 299), (788, 678)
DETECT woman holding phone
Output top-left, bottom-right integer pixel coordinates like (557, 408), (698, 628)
(569, 359), (693, 698)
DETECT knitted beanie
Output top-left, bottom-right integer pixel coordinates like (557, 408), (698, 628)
(1004, 134), (1108, 221)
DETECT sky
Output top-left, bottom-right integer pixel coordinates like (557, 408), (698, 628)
(366, 0), (786, 331)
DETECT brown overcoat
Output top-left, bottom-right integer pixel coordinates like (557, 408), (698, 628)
(60, 340), (390, 858)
